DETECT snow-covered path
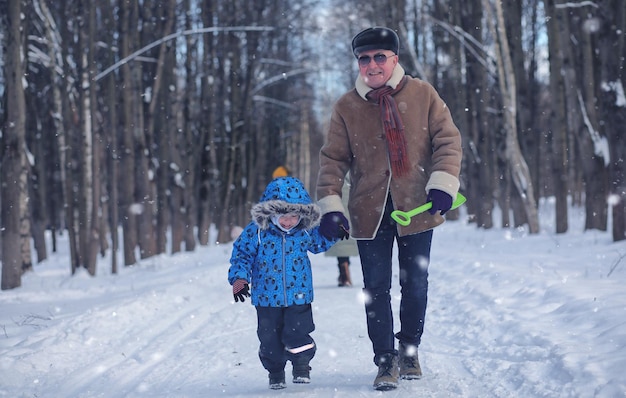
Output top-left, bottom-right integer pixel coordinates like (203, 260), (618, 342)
(1, 201), (625, 397)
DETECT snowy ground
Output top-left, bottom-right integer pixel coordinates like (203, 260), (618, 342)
(1, 199), (626, 397)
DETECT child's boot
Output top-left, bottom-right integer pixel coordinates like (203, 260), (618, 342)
(292, 361), (311, 383)
(268, 370), (286, 389)
(291, 353), (312, 384)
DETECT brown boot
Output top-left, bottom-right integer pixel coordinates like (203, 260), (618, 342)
(399, 342), (422, 379)
(373, 353), (399, 391)
(337, 261), (352, 287)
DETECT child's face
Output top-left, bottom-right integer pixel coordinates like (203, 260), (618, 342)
(277, 214), (300, 229)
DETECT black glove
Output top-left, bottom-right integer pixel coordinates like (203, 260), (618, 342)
(319, 212), (350, 240)
(427, 189), (453, 215)
(233, 279), (250, 302)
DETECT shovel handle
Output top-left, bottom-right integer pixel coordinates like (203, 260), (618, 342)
(390, 193), (467, 227)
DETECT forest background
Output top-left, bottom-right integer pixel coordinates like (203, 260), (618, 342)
(1, 0), (625, 290)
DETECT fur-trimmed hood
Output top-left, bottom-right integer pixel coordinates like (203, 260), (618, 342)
(251, 176), (321, 230)
(229, 176), (335, 307)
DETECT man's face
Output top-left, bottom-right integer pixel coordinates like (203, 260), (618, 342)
(356, 49), (398, 89)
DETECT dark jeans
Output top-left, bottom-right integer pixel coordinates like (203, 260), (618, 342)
(357, 198), (433, 365)
(256, 304), (316, 373)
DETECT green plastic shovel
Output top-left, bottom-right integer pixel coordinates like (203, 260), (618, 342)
(391, 192), (467, 227)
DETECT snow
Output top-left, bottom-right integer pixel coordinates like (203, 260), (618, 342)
(2, 198), (626, 397)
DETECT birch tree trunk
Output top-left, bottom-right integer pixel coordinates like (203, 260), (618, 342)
(484, 0), (539, 233)
(79, 0), (100, 275)
(79, 21), (93, 273)
(18, 152), (32, 273)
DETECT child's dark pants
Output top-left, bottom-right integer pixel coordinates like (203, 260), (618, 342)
(256, 304), (316, 373)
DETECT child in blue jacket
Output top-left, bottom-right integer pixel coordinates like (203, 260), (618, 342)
(228, 176), (339, 389)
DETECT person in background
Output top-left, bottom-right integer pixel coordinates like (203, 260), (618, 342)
(228, 176), (338, 390)
(316, 27), (462, 391)
(324, 174), (358, 287)
(271, 165), (290, 179)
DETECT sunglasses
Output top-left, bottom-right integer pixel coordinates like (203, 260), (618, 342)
(358, 53), (394, 67)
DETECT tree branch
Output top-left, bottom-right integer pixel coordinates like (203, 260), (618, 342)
(95, 26), (274, 81)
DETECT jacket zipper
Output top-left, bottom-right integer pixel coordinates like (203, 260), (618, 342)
(281, 233), (288, 305)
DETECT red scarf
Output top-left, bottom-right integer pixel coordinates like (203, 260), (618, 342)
(365, 76), (410, 177)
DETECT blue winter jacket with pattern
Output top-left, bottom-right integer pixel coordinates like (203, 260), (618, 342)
(228, 177), (337, 307)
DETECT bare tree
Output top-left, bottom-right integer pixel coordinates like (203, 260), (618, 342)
(99, 0), (120, 273)
(119, 0), (139, 266)
(1, 0), (27, 290)
(133, 1), (158, 260)
(145, 0), (177, 254)
(595, 0), (626, 241)
(78, 0), (100, 275)
(484, 0), (539, 233)
(458, 0), (496, 229)
(543, 0), (570, 233)
(562, 2), (610, 232)
(504, 1), (538, 202)
(197, 1), (218, 246)
(180, 0), (199, 253)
